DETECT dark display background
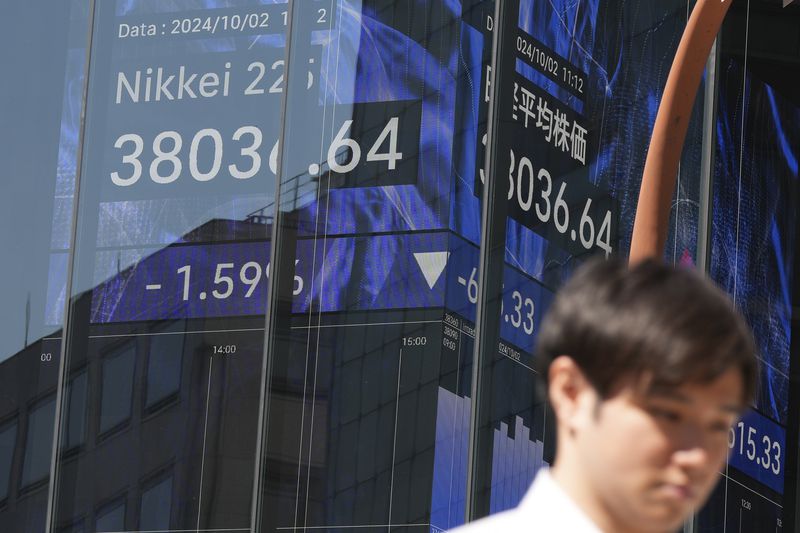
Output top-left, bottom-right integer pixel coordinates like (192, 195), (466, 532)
(699, 50), (800, 533)
(711, 60), (797, 428)
(493, 0), (707, 289)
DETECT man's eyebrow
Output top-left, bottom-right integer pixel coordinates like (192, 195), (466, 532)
(646, 389), (742, 414)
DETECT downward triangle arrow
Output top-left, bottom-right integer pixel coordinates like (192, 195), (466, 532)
(413, 252), (450, 290)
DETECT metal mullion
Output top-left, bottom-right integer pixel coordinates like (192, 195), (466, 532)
(250, 1), (299, 531)
(45, 0), (100, 531)
(686, 44), (719, 533)
(683, 7), (722, 531)
(696, 38), (720, 277)
(465, 0), (515, 522)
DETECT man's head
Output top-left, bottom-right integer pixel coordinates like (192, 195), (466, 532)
(536, 258), (757, 533)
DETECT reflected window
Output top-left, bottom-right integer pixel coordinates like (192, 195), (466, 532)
(99, 344), (136, 435)
(139, 475), (172, 530)
(96, 499), (125, 532)
(0, 420), (17, 501)
(145, 323), (184, 409)
(63, 371), (87, 450)
(59, 519), (85, 533)
(20, 396), (55, 488)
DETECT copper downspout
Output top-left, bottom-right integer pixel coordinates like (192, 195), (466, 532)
(629, 0), (732, 263)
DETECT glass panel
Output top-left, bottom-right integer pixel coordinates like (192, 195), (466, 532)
(256, 1), (491, 531)
(470, 0), (705, 519)
(0, 421), (17, 502)
(145, 322), (184, 408)
(96, 500), (126, 532)
(64, 371), (88, 450)
(0, 0), (89, 529)
(21, 397), (56, 489)
(53, 0), (288, 530)
(139, 475), (172, 530)
(699, 1), (800, 530)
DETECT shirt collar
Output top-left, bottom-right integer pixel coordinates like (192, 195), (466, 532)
(519, 469), (604, 532)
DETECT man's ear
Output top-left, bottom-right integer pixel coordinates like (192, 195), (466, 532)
(548, 355), (596, 433)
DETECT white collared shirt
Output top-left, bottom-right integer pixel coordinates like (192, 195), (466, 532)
(448, 469), (603, 532)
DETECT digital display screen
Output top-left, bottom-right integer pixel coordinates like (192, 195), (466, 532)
(47, 1), (796, 532)
(79, 0), (551, 361)
(60, 1), (543, 531)
(482, 4), (616, 262)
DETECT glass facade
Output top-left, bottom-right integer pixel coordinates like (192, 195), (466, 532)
(0, 1), (797, 532)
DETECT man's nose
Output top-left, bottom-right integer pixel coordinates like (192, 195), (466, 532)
(673, 443), (709, 470)
(671, 427), (714, 471)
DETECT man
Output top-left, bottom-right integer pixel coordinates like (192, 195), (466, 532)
(452, 258), (757, 532)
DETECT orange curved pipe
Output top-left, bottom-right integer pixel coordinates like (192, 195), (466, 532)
(629, 0), (732, 263)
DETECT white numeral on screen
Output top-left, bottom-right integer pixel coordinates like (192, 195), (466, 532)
(230, 126), (263, 179)
(328, 120), (361, 173)
(597, 210), (612, 258)
(111, 133), (144, 186)
(244, 61), (266, 95)
(579, 199), (595, 248)
(189, 128), (223, 182)
(240, 261), (262, 297)
(151, 130), (182, 183)
(212, 263), (235, 299)
(517, 156), (534, 211)
(112, 126), (265, 185)
(327, 116), (403, 174)
(553, 182), (569, 233)
(177, 264), (191, 301)
(500, 148), (614, 257)
(366, 117), (402, 170)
